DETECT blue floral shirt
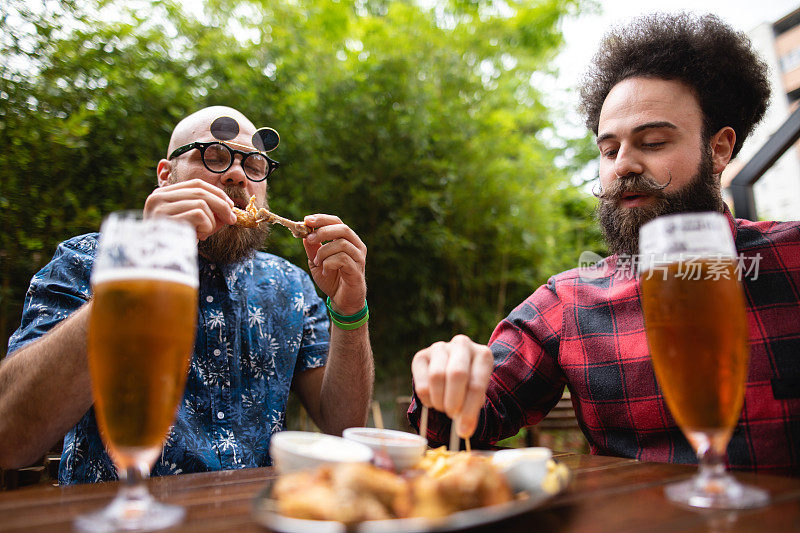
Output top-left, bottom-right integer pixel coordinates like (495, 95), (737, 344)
(7, 233), (330, 485)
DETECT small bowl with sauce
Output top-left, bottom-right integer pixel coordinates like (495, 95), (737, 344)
(342, 427), (427, 471)
(492, 447), (552, 490)
(270, 431), (374, 474)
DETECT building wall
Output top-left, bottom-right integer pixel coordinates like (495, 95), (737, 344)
(723, 18), (800, 222)
(775, 23), (800, 75)
(777, 26), (800, 96)
(775, 22), (800, 163)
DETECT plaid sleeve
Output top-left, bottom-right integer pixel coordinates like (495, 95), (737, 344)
(408, 279), (566, 447)
(294, 271), (331, 372)
(7, 236), (96, 355)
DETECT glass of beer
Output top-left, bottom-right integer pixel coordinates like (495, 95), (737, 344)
(75, 211), (198, 532)
(639, 212), (768, 509)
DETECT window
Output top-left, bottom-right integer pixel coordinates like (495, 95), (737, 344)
(780, 46), (800, 73)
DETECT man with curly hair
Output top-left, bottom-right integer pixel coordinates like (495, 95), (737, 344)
(409, 13), (800, 476)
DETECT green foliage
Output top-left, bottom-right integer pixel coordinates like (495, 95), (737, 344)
(0, 0), (603, 381)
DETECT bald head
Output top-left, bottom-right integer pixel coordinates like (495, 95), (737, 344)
(167, 106), (256, 157)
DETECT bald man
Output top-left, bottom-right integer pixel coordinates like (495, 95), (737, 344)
(0, 106), (374, 484)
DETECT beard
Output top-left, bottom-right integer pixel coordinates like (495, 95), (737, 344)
(167, 175), (270, 264)
(595, 149), (722, 256)
(200, 185), (271, 264)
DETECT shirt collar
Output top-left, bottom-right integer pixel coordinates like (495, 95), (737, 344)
(198, 254), (255, 276)
(721, 203), (738, 244)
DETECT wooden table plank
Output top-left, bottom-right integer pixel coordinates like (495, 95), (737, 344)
(677, 498), (800, 533)
(3, 457), (800, 532)
(541, 468), (800, 533)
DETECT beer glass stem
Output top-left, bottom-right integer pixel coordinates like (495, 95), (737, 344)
(661, 429), (768, 509)
(115, 464), (156, 515)
(74, 460), (185, 532)
(695, 438), (728, 494)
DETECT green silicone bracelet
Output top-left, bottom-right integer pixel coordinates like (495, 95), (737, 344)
(326, 296), (368, 322)
(330, 311), (369, 330)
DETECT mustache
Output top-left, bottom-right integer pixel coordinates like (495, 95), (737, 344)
(222, 185), (269, 212)
(593, 172), (672, 201)
(222, 185), (251, 205)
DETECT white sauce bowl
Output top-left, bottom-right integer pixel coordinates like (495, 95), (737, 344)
(342, 427), (427, 471)
(270, 431), (374, 474)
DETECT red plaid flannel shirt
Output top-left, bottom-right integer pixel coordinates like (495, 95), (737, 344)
(409, 209), (800, 475)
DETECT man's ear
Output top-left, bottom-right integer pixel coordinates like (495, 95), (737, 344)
(156, 159), (172, 187)
(709, 127), (736, 175)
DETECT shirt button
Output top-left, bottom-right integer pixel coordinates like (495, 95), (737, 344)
(217, 411), (225, 420)
(210, 264), (216, 270)
(206, 296), (214, 303)
(213, 349), (221, 356)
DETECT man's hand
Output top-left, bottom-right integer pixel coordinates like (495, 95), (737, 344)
(143, 179), (237, 240)
(411, 335), (494, 439)
(302, 214), (367, 316)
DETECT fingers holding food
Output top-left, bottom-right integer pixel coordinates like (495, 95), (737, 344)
(144, 179), (236, 239)
(303, 217), (367, 257)
(301, 215), (367, 315)
(443, 338), (474, 416)
(425, 341), (450, 412)
(411, 335), (494, 438)
(411, 347), (434, 408)
(457, 345), (493, 438)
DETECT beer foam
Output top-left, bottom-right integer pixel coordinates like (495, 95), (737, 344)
(91, 267), (199, 288)
(638, 212), (736, 273)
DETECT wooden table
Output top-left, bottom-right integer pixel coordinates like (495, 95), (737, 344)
(3, 452), (800, 532)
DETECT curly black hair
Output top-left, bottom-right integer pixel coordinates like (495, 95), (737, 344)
(578, 12), (771, 159)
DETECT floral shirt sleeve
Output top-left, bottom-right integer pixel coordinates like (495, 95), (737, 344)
(7, 234), (98, 354)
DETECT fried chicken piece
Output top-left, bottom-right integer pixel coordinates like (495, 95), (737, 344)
(272, 469), (326, 501)
(409, 453), (513, 518)
(408, 474), (451, 519)
(279, 487), (391, 523)
(232, 195), (262, 228)
(277, 484), (341, 521)
(332, 462), (412, 518)
(436, 453), (513, 509)
(254, 207), (312, 238)
(414, 446), (456, 477)
(273, 468), (336, 520)
(232, 208), (259, 228)
(272, 464), (401, 524)
(232, 195), (312, 237)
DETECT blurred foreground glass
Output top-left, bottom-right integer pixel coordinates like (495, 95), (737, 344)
(75, 211), (198, 532)
(639, 212), (768, 509)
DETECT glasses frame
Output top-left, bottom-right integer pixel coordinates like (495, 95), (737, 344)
(168, 140), (279, 182)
